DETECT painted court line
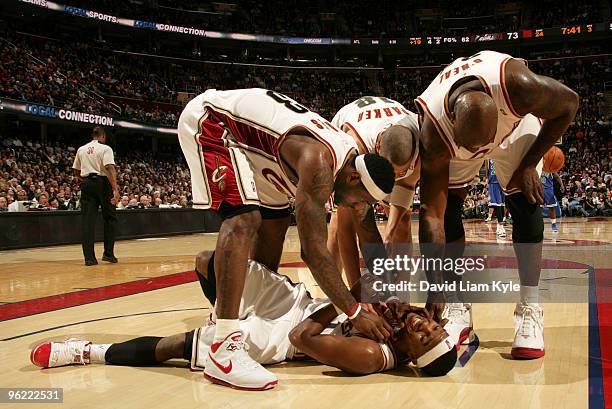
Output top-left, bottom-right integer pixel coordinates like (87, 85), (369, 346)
(0, 271), (198, 322)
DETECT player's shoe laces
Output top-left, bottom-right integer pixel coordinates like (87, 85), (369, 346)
(496, 224), (507, 238)
(551, 223), (558, 233)
(442, 303), (474, 348)
(204, 331), (277, 391)
(30, 338), (92, 368)
(511, 303), (545, 359)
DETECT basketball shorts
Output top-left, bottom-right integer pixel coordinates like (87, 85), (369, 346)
(488, 183), (505, 206)
(178, 94), (293, 214)
(543, 185), (558, 208)
(448, 114), (543, 195)
(190, 260), (329, 369)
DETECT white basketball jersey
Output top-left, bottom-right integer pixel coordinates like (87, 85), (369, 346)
(415, 50), (527, 160)
(332, 97), (417, 153)
(199, 88), (357, 192)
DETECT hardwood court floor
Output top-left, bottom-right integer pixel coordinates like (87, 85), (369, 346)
(0, 217), (610, 409)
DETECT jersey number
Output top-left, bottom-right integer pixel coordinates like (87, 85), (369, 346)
(355, 96), (395, 108)
(266, 90), (309, 114)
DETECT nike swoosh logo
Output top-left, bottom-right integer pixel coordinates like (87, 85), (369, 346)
(209, 353), (232, 374)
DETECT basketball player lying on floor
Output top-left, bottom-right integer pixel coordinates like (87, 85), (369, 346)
(31, 252), (457, 383)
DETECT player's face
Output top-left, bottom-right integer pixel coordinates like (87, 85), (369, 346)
(394, 312), (449, 360)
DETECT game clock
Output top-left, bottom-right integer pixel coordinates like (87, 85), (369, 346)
(561, 24), (593, 35)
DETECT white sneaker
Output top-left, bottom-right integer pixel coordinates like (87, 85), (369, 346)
(485, 216), (492, 223)
(496, 224), (507, 238)
(511, 303), (545, 359)
(442, 303), (475, 349)
(30, 338), (92, 368)
(204, 331), (277, 391)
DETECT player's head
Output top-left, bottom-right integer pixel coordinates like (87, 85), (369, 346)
(377, 125), (419, 178)
(334, 153), (394, 210)
(450, 91), (497, 152)
(393, 311), (457, 376)
(92, 126), (106, 143)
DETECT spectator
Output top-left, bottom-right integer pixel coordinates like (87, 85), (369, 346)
(0, 196), (7, 212)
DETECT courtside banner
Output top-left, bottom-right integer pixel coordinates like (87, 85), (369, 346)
(0, 98), (177, 134)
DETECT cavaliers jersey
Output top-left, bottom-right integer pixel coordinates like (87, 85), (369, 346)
(197, 88), (358, 194)
(332, 96), (420, 178)
(415, 50), (527, 161)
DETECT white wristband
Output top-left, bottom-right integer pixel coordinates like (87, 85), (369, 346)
(347, 304), (362, 320)
(389, 185), (415, 209)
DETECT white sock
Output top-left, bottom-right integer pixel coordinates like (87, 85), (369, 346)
(551, 219), (557, 224)
(89, 344), (112, 364)
(214, 319), (240, 341)
(520, 285), (539, 305)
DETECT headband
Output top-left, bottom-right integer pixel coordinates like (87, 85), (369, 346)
(355, 154), (387, 201)
(416, 336), (454, 368)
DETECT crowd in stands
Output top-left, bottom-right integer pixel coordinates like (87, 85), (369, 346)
(0, 8), (610, 218)
(0, 137), (192, 212)
(54, 0), (605, 37)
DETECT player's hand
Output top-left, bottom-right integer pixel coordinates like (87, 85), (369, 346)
(507, 165), (543, 204)
(425, 302), (446, 323)
(111, 190), (120, 206)
(350, 308), (392, 342)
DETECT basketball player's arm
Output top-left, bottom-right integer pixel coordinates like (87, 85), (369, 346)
(336, 205), (362, 286)
(293, 146), (391, 341)
(505, 60), (579, 203)
(385, 167), (420, 244)
(418, 119), (451, 315)
(553, 173), (565, 193)
(289, 284), (386, 375)
(418, 119), (451, 246)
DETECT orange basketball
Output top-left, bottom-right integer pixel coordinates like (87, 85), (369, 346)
(543, 146), (565, 173)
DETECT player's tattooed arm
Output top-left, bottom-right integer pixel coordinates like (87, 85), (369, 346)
(293, 147), (358, 312)
(505, 59), (579, 169)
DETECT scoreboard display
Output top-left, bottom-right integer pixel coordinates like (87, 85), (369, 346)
(351, 22), (610, 46)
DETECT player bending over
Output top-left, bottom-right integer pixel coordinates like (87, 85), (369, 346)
(31, 253), (456, 387)
(177, 88), (396, 389)
(329, 96), (421, 286)
(414, 50), (578, 357)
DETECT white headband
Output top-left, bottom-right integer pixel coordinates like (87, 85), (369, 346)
(416, 336), (454, 368)
(355, 154), (387, 201)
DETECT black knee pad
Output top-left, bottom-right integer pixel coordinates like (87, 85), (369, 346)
(506, 193), (543, 243)
(444, 193), (465, 243)
(196, 253), (217, 305)
(183, 330), (195, 361)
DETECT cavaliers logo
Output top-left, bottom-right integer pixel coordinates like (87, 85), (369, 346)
(212, 156), (228, 192)
(262, 168), (293, 196)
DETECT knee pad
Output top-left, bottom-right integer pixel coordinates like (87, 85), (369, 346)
(506, 193), (543, 243)
(444, 193), (465, 243)
(183, 330), (195, 361)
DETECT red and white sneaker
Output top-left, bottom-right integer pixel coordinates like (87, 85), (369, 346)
(442, 303), (475, 349)
(203, 331), (277, 391)
(511, 303), (545, 359)
(30, 338), (92, 368)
